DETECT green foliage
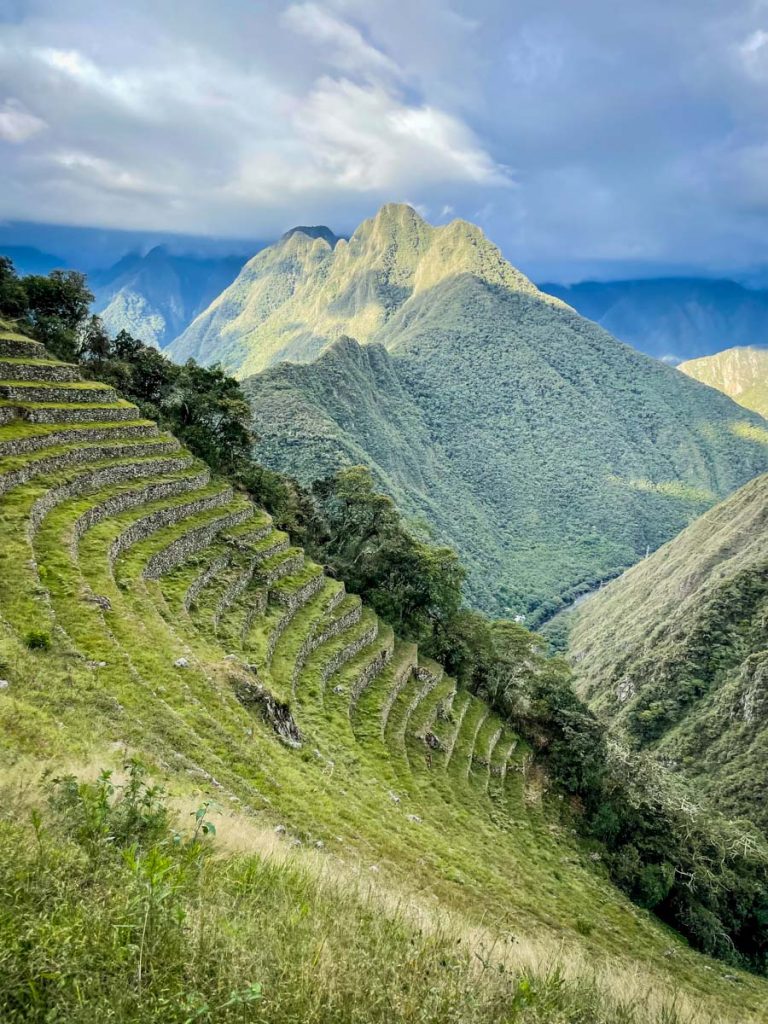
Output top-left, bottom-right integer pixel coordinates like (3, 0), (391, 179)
(0, 771), (702, 1024)
(680, 347), (768, 419)
(0, 256), (94, 362)
(194, 205), (768, 619)
(305, 466), (464, 647)
(79, 328), (256, 481)
(24, 629), (51, 651)
(570, 474), (768, 829)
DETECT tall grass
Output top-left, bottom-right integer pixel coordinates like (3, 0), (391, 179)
(0, 764), (720, 1024)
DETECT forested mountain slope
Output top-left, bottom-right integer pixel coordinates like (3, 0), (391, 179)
(167, 204), (550, 375)
(570, 473), (768, 828)
(6, 316), (768, 1020)
(540, 278), (768, 364)
(93, 246), (245, 348)
(680, 346), (768, 419)
(235, 208), (768, 618)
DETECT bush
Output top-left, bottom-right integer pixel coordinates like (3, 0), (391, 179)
(24, 629), (51, 651)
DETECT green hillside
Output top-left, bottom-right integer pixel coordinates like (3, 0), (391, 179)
(570, 473), (768, 828)
(679, 346), (768, 419)
(3, 318), (768, 1021)
(241, 280), (768, 618)
(167, 204), (550, 376)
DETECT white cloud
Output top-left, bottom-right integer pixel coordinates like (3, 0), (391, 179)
(283, 2), (399, 78)
(0, 98), (47, 143)
(738, 28), (768, 76)
(230, 75), (510, 200)
(50, 150), (173, 195)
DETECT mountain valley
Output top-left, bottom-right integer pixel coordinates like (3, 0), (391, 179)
(180, 204), (768, 619)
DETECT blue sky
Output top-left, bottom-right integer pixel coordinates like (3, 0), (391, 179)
(1, 0), (768, 279)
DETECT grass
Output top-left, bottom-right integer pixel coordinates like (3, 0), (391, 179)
(0, 766), (724, 1024)
(1, 325), (768, 1021)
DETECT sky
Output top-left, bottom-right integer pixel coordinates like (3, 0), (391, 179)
(1, 0), (768, 279)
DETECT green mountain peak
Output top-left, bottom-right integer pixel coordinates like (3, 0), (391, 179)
(167, 204), (556, 375)
(679, 345), (768, 418)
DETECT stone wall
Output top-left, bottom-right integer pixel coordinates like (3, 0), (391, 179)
(0, 422), (160, 459)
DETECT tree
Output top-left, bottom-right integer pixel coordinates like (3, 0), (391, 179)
(17, 270), (93, 361)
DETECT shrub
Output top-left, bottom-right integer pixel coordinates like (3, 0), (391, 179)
(24, 629), (51, 651)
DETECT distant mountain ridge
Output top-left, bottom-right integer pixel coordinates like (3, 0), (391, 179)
(93, 245), (247, 348)
(679, 347), (768, 419)
(539, 278), (768, 363)
(227, 204), (768, 618)
(570, 472), (768, 830)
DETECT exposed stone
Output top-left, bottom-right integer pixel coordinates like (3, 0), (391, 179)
(174, 657), (190, 669)
(0, 382), (119, 404)
(349, 632), (396, 707)
(143, 504), (253, 580)
(185, 552), (232, 610)
(0, 679), (9, 690)
(232, 677), (303, 748)
(0, 440), (181, 499)
(23, 403), (141, 425)
(0, 359), (82, 383)
(380, 656), (418, 729)
(0, 336), (48, 359)
(29, 462), (202, 540)
(0, 422), (160, 459)
(616, 677), (636, 703)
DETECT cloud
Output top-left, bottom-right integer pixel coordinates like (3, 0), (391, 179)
(1, 0), (768, 277)
(0, 98), (46, 142)
(739, 28), (768, 77)
(283, 3), (399, 78)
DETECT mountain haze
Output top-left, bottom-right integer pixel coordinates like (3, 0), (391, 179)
(93, 246), (245, 348)
(227, 206), (768, 618)
(679, 346), (768, 419)
(570, 473), (768, 829)
(539, 278), (768, 364)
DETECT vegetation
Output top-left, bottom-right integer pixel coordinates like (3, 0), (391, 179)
(92, 245), (245, 349)
(570, 472), (768, 829)
(215, 205), (768, 618)
(3, 258), (768, 978)
(2, 260), (768, 1016)
(0, 763), (729, 1024)
(679, 346), (768, 419)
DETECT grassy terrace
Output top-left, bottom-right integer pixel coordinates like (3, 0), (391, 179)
(0, 323), (767, 1023)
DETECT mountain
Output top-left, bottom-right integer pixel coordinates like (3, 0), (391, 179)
(185, 203), (768, 619)
(679, 346), (768, 419)
(92, 245), (247, 348)
(3, 317), (768, 1020)
(570, 473), (768, 828)
(167, 204), (544, 375)
(539, 278), (768, 364)
(0, 244), (68, 276)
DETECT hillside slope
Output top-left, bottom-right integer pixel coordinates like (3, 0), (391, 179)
(235, 215), (768, 618)
(570, 473), (768, 827)
(540, 278), (768, 364)
(93, 246), (245, 348)
(680, 346), (768, 418)
(2, 319), (768, 1019)
(167, 204), (550, 375)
